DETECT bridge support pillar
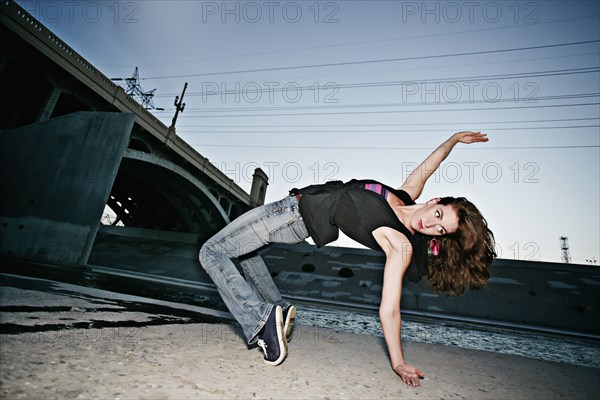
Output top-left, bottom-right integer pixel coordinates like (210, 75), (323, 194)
(0, 111), (134, 266)
(250, 168), (269, 206)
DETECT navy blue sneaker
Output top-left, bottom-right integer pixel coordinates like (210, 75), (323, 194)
(257, 305), (286, 366)
(282, 305), (296, 342)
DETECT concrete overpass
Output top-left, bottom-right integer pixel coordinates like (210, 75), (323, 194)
(0, 0), (268, 267)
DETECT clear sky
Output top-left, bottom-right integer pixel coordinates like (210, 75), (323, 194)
(17, 0), (600, 265)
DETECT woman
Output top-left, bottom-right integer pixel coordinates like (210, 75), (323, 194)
(199, 131), (496, 386)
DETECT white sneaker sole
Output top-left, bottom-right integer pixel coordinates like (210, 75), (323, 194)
(283, 305), (296, 343)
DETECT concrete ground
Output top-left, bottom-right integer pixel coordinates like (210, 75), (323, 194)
(1, 322), (599, 400)
(1, 271), (598, 399)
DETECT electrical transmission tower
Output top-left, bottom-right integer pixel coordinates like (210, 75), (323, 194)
(559, 236), (571, 263)
(113, 67), (159, 110)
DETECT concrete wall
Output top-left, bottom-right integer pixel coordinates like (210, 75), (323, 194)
(86, 228), (600, 335)
(264, 244), (600, 335)
(0, 111), (134, 266)
(89, 225), (206, 281)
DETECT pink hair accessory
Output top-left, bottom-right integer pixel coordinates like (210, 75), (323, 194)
(429, 238), (440, 256)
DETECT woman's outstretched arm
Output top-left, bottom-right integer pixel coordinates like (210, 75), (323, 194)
(400, 131), (488, 201)
(373, 226), (424, 387)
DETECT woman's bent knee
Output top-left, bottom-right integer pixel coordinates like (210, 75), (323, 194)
(199, 241), (217, 270)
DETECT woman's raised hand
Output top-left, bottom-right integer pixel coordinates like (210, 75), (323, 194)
(399, 130), (488, 200)
(454, 131), (489, 144)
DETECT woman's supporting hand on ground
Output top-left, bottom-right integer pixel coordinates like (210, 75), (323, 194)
(393, 363), (425, 387)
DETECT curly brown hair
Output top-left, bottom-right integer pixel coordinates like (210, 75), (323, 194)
(427, 197), (496, 296)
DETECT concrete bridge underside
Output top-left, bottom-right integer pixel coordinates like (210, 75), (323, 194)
(0, 110), (236, 267)
(1, 0), (271, 269)
(109, 151), (229, 240)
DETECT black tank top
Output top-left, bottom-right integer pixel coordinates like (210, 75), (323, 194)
(290, 179), (429, 282)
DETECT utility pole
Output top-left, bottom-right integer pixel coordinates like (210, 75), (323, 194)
(166, 82), (187, 143)
(560, 236), (571, 263)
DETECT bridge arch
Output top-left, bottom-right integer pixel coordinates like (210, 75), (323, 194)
(104, 149), (232, 241)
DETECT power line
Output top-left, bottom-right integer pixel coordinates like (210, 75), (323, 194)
(180, 125), (600, 134)
(177, 117), (600, 128)
(130, 15), (599, 68)
(142, 40), (600, 80)
(173, 102), (600, 118)
(147, 50), (600, 96)
(189, 144), (600, 150)
(164, 93), (599, 114)
(154, 67), (599, 99)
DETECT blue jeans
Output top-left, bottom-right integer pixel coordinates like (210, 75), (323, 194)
(199, 195), (309, 344)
